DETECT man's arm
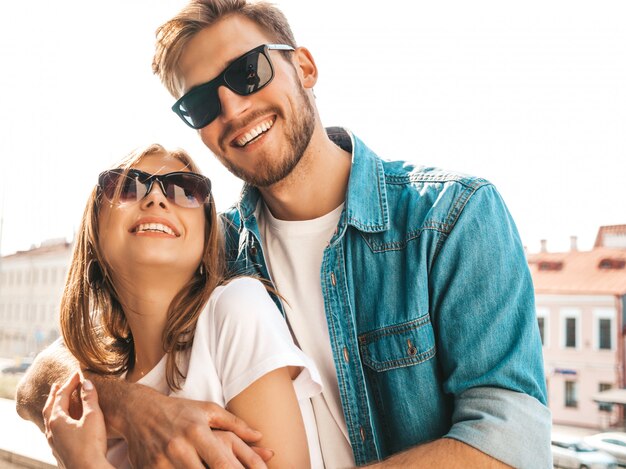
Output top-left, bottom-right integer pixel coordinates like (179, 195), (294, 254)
(17, 340), (272, 468)
(367, 183), (551, 469)
(367, 438), (510, 469)
(16, 339), (78, 431)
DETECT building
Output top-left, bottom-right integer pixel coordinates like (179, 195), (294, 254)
(528, 225), (626, 428)
(0, 239), (72, 359)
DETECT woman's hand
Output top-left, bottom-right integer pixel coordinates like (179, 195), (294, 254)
(43, 372), (113, 469)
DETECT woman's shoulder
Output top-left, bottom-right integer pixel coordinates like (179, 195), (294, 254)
(211, 277), (269, 308)
(203, 277), (276, 326)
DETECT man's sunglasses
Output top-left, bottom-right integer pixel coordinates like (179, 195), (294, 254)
(171, 43), (295, 129)
(98, 169), (212, 208)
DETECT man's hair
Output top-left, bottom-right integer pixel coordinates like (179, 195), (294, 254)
(153, 0), (297, 98)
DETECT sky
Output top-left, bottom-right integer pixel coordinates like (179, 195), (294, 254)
(0, 0), (624, 256)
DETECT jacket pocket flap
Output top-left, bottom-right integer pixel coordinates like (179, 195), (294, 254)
(358, 314), (436, 372)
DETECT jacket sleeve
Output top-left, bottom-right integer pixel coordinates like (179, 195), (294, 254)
(429, 183), (552, 469)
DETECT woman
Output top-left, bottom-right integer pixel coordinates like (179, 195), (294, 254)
(44, 144), (322, 468)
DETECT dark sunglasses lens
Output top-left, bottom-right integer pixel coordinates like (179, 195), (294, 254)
(225, 50), (273, 94)
(177, 84), (221, 129)
(99, 171), (144, 203)
(163, 174), (210, 208)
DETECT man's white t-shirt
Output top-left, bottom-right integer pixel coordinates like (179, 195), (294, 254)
(106, 277), (324, 468)
(258, 202), (356, 469)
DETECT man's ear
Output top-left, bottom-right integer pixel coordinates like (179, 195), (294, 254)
(293, 47), (318, 89)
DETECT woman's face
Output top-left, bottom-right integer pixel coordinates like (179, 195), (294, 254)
(97, 153), (206, 283)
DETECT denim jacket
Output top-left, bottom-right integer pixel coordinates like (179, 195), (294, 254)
(221, 128), (551, 468)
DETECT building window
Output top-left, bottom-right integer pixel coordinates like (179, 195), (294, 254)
(594, 308), (616, 351)
(565, 381), (578, 408)
(536, 307), (549, 347)
(599, 318), (612, 350)
(598, 383), (613, 412)
(565, 317), (577, 348)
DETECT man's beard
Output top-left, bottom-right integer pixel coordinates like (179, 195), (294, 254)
(216, 83), (316, 188)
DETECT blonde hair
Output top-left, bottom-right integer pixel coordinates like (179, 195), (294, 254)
(153, 0), (297, 97)
(60, 144), (225, 390)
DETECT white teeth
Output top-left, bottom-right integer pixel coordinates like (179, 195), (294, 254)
(135, 223), (175, 236)
(236, 119), (274, 147)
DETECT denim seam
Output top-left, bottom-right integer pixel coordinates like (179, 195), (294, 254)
(359, 314), (431, 339)
(360, 223), (451, 253)
(432, 183), (489, 260)
(361, 345), (437, 371)
(338, 248), (374, 461)
(367, 366), (391, 456)
(323, 245), (361, 462)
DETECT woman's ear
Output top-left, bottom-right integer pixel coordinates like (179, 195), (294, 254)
(293, 47), (318, 89)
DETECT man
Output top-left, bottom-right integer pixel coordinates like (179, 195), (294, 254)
(17, 0), (551, 467)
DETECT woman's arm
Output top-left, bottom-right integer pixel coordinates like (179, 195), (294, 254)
(227, 366), (310, 469)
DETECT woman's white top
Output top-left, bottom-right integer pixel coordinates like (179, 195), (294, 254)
(106, 277), (323, 468)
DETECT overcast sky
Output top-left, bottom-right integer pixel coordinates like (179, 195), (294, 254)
(0, 0), (624, 256)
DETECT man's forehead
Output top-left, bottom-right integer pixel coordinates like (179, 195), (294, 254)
(177, 16), (273, 91)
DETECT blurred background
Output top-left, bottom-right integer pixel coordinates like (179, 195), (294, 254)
(0, 1), (625, 467)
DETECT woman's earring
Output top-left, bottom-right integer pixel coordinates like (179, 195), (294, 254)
(86, 259), (104, 289)
(198, 263), (205, 277)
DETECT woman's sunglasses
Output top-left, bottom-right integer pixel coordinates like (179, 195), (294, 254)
(98, 169), (212, 208)
(171, 43), (295, 129)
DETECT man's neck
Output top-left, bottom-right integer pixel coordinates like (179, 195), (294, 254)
(259, 125), (352, 221)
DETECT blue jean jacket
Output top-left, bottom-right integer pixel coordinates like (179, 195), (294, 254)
(221, 128), (551, 468)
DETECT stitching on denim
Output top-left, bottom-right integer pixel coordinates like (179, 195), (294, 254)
(337, 249), (372, 460)
(434, 184), (491, 262)
(358, 314), (431, 341)
(361, 345), (437, 372)
(385, 173), (488, 190)
(324, 246), (362, 459)
(367, 366), (390, 455)
(360, 222), (450, 253)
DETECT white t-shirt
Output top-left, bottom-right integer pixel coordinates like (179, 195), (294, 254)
(106, 277), (324, 468)
(258, 202), (356, 469)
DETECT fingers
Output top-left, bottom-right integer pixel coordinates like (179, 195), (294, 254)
(251, 446), (275, 463)
(204, 402), (262, 443)
(54, 372), (82, 416)
(231, 437), (273, 468)
(195, 430), (268, 469)
(80, 379), (103, 423)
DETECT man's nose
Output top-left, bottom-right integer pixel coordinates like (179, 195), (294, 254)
(217, 86), (251, 122)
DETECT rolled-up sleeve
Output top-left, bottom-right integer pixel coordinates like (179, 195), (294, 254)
(445, 386), (552, 468)
(429, 183), (551, 468)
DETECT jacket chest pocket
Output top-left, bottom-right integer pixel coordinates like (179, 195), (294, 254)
(358, 314), (436, 371)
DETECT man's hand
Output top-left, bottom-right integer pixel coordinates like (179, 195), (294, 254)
(118, 383), (273, 468)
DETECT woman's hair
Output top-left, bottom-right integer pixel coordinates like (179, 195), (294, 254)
(60, 143), (225, 390)
(153, 0), (297, 98)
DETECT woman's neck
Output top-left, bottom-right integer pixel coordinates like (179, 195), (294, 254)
(113, 267), (193, 381)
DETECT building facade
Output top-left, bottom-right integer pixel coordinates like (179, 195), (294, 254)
(0, 240), (72, 359)
(529, 225), (626, 428)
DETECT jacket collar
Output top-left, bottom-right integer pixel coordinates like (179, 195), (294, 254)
(236, 127), (389, 233)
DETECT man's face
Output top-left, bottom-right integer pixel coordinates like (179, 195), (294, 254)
(177, 15), (316, 188)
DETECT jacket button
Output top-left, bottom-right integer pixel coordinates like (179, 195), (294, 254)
(360, 426), (366, 441)
(407, 339), (417, 356)
(250, 245), (257, 256)
(343, 347), (349, 363)
(330, 272), (336, 286)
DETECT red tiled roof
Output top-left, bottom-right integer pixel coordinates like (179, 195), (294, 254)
(595, 224), (626, 248)
(528, 247), (626, 295)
